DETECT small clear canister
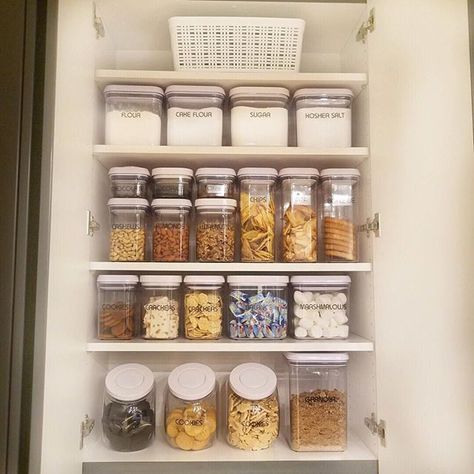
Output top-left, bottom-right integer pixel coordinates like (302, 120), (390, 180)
(152, 167), (194, 199)
(195, 168), (236, 198)
(108, 166), (150, 199)
(320, 168), (360, 262)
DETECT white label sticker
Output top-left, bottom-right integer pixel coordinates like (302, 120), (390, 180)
(291, 191), (311, 206)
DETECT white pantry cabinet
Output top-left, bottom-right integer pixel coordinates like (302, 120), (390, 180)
(30, 1), (474, 474)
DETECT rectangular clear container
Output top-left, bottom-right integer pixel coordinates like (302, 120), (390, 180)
(166, 85), (225, 146)
(227, 275), (288, 339)
(108, 166), (150, 199)
(294, 88), (353, 148)
(152, 167), (194, 199)
(285, 352), (348, 452)
(290, 275), (350, 339)
(104, 85), (163, 146)
(195, 168), (236, 198)
(320, 168), (360, 262)
(280, 168), (319, 263)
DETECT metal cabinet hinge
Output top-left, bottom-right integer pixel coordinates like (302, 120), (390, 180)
(80, 414), (95, 449)
(86, 210), (101, 236)
(93, 3), (105, 39)
(359, 212), (381, 238)
(365, 413), (386, 446)
(356, 8), (375, 43)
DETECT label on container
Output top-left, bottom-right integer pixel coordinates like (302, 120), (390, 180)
(304, 394), (340, 405)
(205, 184), (227, 195)
(298, 302), (347, 311)
(111, 223), (142, 230)
(249, 194), (269, 204)
(291, 191), (311, 206)
(144, 303), (177, 312)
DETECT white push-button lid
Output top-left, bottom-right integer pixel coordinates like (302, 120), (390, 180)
(284, 352), (349, 364)
(229, 363), (277, 400)
(168, 363), (216, 401)
(105, 363), (155, 402)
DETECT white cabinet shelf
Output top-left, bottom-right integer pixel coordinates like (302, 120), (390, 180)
(95, 69), (368, 96)
(83, 432), (375, 463)
(90, 262), (372, 272)
(93, 145), (369, 169)
(86, 335), (373, 352)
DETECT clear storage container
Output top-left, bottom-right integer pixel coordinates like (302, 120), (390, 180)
(290, 276), (351, 339)
(97, 275), (138, 340)
(280, 168), (319, 263)
(104, 85), (163, 146)
(227, 275), (288, 339)
(294, 88), (353, 148)
(183, 276), (224, 339)
(320, 168), (360, 262)
(195, 198), (237, 262)
(140, 275), (182, 340)
(151, 199), (191, 262)
(108, 166), (150, 199)
(102, 363), (155, 451)
(165, 363), (217, 451)
(166, 85), (225, 146)
(230, 87), (289, 146)
(107, 198), (148, 262)
(195, 168), (236, 198)
(285, 353), (348, 452)
(238, 168), (278, 262)
(226, 363), (279, 450)
(152, 167), (193, 199)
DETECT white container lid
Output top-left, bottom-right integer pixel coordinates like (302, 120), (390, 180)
(290, 275), (351, 285)
(168, 363), (216, 401)
(140, 275), (182, 286)
(108, 166), (151, 178)
(107, 198), (149, 208)
(320, 168), (361, 178)
(237, 167), (278, 178)
(195, 198), (237, 209)
(284, 352), (349, 364)
(227, 275), (289, 286)
(195, 168), (236, 178)
(165, 85), (225, 98)
(151, 167), (194, 178)
(279, 168), (319, 178)
(229, 363), (277, 401)
(104, 84), (164, 97)
(105, 363), (155, 402)
(151, 198), (192, 209)
(229, 86), (290, 99)
(293, 88), (354, 100)
(184, 275), (225, 285)
(97, 274), (139, 285)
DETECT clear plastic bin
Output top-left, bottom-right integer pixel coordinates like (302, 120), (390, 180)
(152, 167), (193, 199)
(195, 198), (237, 262)
(320, 168), (360, 262)
(183, 276), (224, 340)
(230, 87), (289, 146)
(227, 275), (288, 339)
(166, 85), (225, 146)
(195, 168), (236, 198)
(226, 363), (279, 450)
(102, 363), (155, 451)
(140, 275), (181, 340)
(107, 198), (148, 262)
(104, 85), (163, 146)
(108, 166), (150, 199)
(165, 363), (217, 451)
(151, 199), (191, 262)
(97, 275), (138, 340)
(238, 168), (278, 262)
(290, 275), (351, 339)
(280, 168), (319, 262)
(285, 353), (348, 452)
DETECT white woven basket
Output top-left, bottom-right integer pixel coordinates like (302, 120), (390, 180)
(169, 16), (305, 72)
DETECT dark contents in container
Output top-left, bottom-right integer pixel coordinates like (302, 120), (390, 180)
(153, 178), (192, 199)
(102, 399), (155, 451)
(111, 177), (148, 198)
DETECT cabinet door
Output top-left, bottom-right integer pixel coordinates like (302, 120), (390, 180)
(368, 1), (474, 473)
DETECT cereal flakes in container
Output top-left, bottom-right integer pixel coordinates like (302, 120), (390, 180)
(107, 198), (148, 262)
(238, 168), (278, 262)
(195, 168), (236, 198)
(108, 166), (150, 199)
(140, 275), (181, 340)
(280, 168), (319, 263)
(151, 199), (191, 262)
(165, 363), (217, 451)
(285, 352), (348, 452)
(97, 275), (139, 340)
(183, 275), (224, 340)
(227, 363), (279, 450)
(290, 275), (350, 339)
(227, 275), (288, 339)
(195, 198), (237, 262)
